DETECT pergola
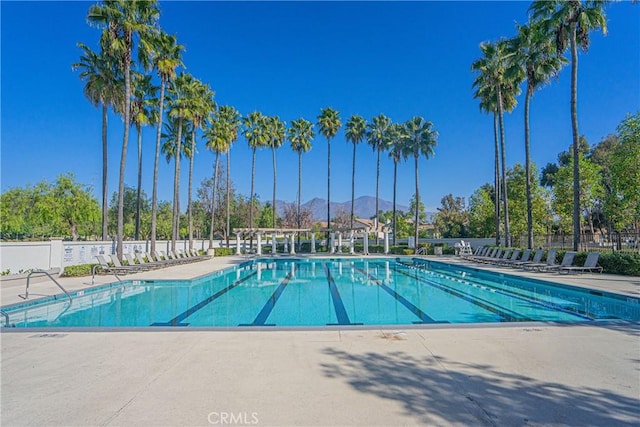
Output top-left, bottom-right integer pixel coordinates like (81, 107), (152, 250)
(232, 225), (394, 255)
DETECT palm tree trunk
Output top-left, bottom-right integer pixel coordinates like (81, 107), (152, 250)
(117, 46), (132, 261)
(392, 159), (397, 246)
(101, 102), (108, 241)
(414, 154), (420, 254)
(150, 78), (166, 254)
(350, 141), (356, 230)
(226, 151), (231, 247)
(497, 85), (510, 247)
(250, 147), (256, 250)
(135, 124), (142, 241)
(327, 137), (331, 241)
(298, 152), (302, 252)
(172, 117), (183, 252)
(492, 112), (501, 246)
(209, 152), (219, 249)
(188, 128), (196, 250)
(570, 23), (581, 252)
(524, 85), (534, 249)
(375, 146), (380, 245)
(272, 144), (277, 228)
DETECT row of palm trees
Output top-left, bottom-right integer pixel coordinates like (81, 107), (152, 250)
(74, 0), (441, 258)
(472, 0), (609, 251)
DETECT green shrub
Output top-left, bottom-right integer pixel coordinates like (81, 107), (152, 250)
(598, 252), (640, 276)
(214, 247), (235, 257)
(62, 263), (97, 277)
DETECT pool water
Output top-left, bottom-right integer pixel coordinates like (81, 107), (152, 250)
(3, 258), (639, 328)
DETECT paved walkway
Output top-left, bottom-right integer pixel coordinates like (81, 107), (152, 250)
(1, 255), (639, 426)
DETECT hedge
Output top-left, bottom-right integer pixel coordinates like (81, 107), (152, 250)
(213, 247), (235, 257)
(61, 263), (97, 277)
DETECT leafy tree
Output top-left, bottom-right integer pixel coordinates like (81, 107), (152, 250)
(281, 204), (314, 230)
(609, 113), (640, 238)
(345, 114), (367, 229)
(434, 194), (469, 238)
(553, 154), (604, 237)
(317, 108), (341, 234)
(468, 185), (496, 238)
(531, 0), (609, 251)
(257, 202), (278, 228)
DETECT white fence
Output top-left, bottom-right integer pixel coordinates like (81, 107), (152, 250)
(0, 239), (222, 274)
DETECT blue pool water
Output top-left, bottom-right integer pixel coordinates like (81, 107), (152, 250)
(2, 257), (639, 328)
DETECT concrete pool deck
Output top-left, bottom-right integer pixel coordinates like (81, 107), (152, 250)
(2, 255), (639, 426)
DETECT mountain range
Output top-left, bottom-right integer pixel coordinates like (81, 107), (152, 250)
(275, 196), (409, 221)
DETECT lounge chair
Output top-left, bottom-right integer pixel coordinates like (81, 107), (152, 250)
(136, 252), (167, 269)
(559, 252), (603, 274)
(110, 254), (147, 273)
(473, 248), (502, 263)
(522, 249), (557, 271)
(486, 248), (512, 265)
(496, 249), (522, 266)
(511, 248), (542, 268)
(462, 246), (484, 260)
(92, 255), (139, 283)
(538, 251), (576, 272)
(124, 253), (154, 271)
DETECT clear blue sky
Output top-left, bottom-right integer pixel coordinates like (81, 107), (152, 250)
(1, 1), (638, 212)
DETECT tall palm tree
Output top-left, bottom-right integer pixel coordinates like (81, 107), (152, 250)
(243, 111), (267, 247)
(530, 0), (608, 251)
(266, 116), (286, 228)
(472, 40), (522, 247)
(366, 114), (391, 243)
(204, 114), (227, 249)
(344, 115), (367, 229)
(166, 72), (195, 251)
(187, 80), (215, 250)
(289, 118), (314, 250)
(216, 106), (241, 246)
(385, 123), (407, 246)
(403, 117), (437, 254)
(130, 72), (158, 240)
(87, 0), (159, 259)
(149, 32), (183, 254)
(317, 108), (341, 235)
(509, 20), (567, 249)
(72, 43), (123, 241)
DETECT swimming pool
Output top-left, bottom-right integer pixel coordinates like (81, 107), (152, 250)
(2, 257), (639, 328)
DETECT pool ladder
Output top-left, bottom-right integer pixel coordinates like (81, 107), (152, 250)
(0, 310), (10, 327)
(20, 270), (73, 306)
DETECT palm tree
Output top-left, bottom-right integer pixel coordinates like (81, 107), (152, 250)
(509, 20), (567, 249)
(130, 72), (158, 240)
(266, 116), (286, 228)
(472, 40), (522, 247)
(243, 111), (267, 248)
(344, 115), (367, 229)
(166, 72), (195, 251)
(72, 43), (123, 241)
(288, 118), (314, 250)
(403, 117), (437, 254)
(87, 0), (160, 259)
(385, 123), (407, 246)
(187, 80), (215, 250)
(366, 114), (391, 243)
(149, 32), (183, 254)
(317, 108), (341, 235)
(530, 0), (608, 251)
(216, 106), (241, 246)
(204, 114), (226, 249)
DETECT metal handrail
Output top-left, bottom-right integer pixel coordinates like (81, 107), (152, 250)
(22, 270), (72, 306)
(0, 310), (9, 327)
